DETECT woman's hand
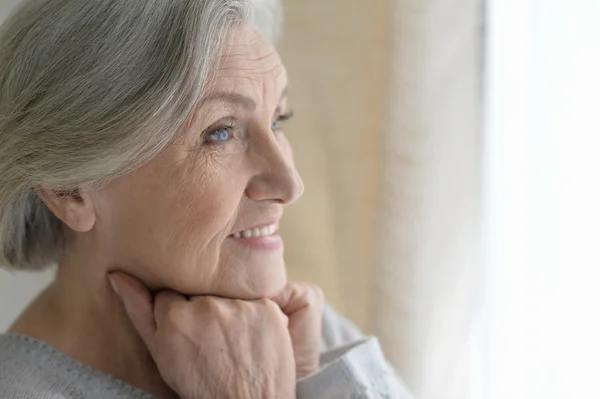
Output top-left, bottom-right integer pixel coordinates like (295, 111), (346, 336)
(108, 272), (296, 399)
(271, 282), (324, 379)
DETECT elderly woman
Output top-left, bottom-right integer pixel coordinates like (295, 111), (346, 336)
(0, 0), (413, 398)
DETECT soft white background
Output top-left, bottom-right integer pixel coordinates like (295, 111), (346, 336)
(0, 270), (54, 331)
(472, 0), (600, 398)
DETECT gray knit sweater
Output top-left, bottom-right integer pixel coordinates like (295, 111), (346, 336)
(0, 305), (414, 398)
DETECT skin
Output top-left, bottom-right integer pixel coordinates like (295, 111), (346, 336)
(8, 25), (323, 398)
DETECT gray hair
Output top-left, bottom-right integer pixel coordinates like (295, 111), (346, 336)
(0, 0), (283, 270)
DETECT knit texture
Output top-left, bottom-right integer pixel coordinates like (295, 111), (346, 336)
(0, 305), (413, 398)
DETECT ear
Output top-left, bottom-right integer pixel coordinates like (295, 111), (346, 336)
(36, 187), (97, 233)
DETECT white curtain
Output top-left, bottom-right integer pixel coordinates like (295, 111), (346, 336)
(373, 1), (483, 398)
(472, 0), (600, 398)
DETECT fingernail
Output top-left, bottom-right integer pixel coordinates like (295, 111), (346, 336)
(108, 274), (120, 296)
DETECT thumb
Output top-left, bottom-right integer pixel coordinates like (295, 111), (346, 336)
(271, 282), (324, 317)
(270, 282), (297, 315)
(108, 272), (157, 346)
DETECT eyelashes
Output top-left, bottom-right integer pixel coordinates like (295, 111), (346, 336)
(278, 110), (295, 122)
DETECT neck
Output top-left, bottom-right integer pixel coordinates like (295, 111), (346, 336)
(7, 246), (176, 399)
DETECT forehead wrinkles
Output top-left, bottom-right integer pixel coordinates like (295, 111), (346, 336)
(212, 49), (286, 98)
(198, 27), (287, 110)
(216, 26), (282, 77)
(218, 47), (282, 77)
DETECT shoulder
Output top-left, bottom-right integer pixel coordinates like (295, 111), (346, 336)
(0, 334), (77, 398)
(320, 303), (364, 352)
(0, 334), (152, 399)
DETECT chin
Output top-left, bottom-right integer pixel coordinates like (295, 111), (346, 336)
(257, 273), (288, 298)
(171, 250), (288, 300)
(217, 245), (287, 299)
(231, 259), (288, 300)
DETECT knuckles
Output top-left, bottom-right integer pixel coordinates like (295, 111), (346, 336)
(154, 292), (299, 332)
(293, 282), (325, 308)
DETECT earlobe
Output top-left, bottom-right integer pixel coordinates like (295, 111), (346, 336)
(36, 187), (96, 233)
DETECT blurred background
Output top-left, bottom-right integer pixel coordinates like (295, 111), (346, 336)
(1, 0), (599, 398)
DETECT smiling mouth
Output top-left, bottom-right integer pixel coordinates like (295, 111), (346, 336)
(229, 223), (278, 239)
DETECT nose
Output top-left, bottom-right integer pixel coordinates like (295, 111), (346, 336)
(245, 136), (304, 205)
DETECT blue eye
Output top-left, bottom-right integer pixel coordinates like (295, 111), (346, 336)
(271, 111), (294, 132)
(208, 127), (232, 142)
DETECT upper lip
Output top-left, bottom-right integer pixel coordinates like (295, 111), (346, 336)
(229, 220), (279, 236)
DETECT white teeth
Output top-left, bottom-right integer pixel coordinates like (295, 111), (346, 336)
(232, 224), (277, 238)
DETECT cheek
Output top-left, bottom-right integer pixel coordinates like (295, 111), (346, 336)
(164, 155), (246, 251)
(98, 148), (251, 284)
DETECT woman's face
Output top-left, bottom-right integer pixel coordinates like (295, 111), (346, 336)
(92, 26), (303, 299)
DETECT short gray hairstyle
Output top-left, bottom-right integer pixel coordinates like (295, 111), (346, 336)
(0, 0), (283, 270)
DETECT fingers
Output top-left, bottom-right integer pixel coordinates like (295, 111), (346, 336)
(154, 290), (190, 327)
(108, 272), (157, 346)
(270, 282), (324, 317)
(259, 297), (291, 328)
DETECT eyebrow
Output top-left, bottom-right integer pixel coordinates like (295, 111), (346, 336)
(200, 85), (289, 111)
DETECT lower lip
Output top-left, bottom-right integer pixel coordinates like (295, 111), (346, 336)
(227, 232), (283, 251)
